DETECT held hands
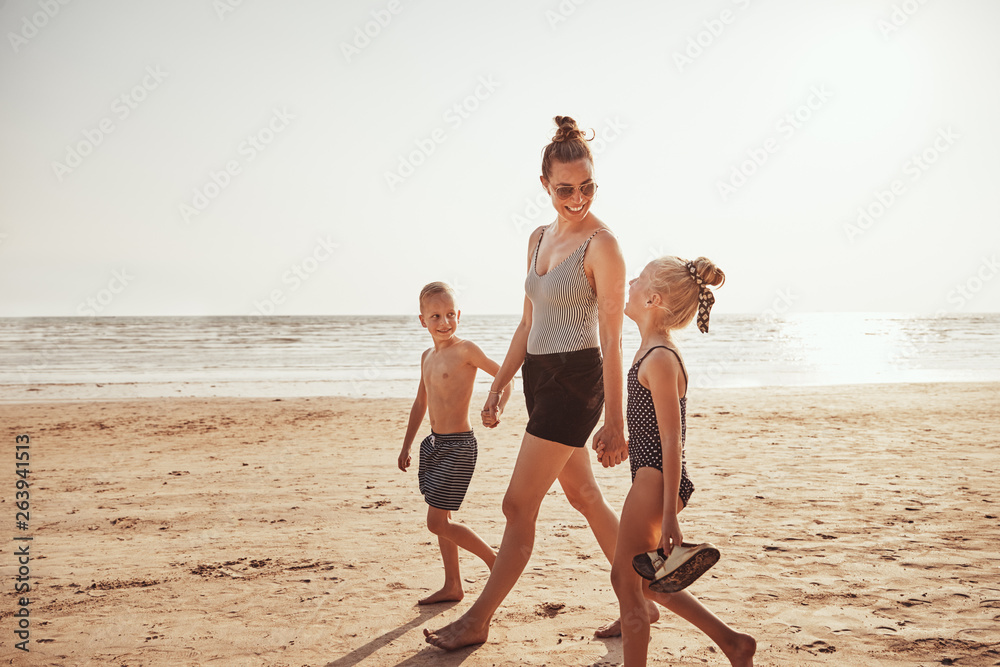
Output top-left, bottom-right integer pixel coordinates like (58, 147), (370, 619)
(592, 423), (628, 468)
(481, 393), (503, 428)
(397, 447), (411, 472)
(659, 514), (683, 556)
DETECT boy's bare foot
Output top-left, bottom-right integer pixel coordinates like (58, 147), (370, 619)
(418, 585), (464, 605)
(594, 600), (660, 637)
(423, 614), (489, 650)
(722, 632), (756, 666)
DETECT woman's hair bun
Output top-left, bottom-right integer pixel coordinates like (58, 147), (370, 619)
(541, 115), (595, 178)
(552, 115), (585, 143)
(691, 257), (726, 288)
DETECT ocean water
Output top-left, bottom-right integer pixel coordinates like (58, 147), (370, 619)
(1, 313), (999, 400)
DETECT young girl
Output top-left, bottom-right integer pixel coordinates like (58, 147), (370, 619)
(609, 256), (756, 666)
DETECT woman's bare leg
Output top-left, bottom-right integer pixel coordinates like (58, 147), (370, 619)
(557, 446), (620, 561)
(424, 433), (573, 650)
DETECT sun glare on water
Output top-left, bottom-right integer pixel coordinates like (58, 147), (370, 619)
(776, 313), (930, 385)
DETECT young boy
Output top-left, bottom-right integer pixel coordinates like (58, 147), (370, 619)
(398, 281), (512, 604)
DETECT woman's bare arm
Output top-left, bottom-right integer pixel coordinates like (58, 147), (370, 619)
(588, 230), (627, 468)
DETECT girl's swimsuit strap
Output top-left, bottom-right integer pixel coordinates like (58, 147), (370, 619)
(637, 345), (688, 395)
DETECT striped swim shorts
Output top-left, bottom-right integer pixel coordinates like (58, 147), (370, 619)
(417, 430), (478, 512)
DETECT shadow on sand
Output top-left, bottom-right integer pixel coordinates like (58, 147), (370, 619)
(324, 602), (477, 667)
(589, 633), (624, 666)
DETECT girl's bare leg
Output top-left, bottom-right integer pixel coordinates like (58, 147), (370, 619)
(424, 434), (573, 650)
(616, 468), (755, 666)
(555, 447), (662, 638)
(643, 588), (756, 666)
(610, 473), (662, 665)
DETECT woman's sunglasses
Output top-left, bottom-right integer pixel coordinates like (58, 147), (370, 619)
(552, 182), (598, 199)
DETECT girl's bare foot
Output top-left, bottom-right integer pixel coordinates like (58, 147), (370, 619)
(423, 613), (489, 650)
(594, 600), (660, 637)
(418, 585), (464, 605)
(723, 632), (756, 667)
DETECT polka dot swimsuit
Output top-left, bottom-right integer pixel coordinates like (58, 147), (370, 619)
(627, 346), (695, 507)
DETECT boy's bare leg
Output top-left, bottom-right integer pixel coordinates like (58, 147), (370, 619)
(424, 434), (573, 650)
(427, 507), (497, 570)
(420, 531), (464, 605)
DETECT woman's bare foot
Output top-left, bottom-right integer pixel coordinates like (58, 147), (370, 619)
(722, 632), (756, 667)
(418, 584), (464, 605)
(423, 613), (489, 650)
(594, 600), (660, 637)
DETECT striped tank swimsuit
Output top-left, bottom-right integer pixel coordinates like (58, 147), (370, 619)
(524, 226), (602, 355)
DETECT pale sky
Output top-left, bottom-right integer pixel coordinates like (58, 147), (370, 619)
(1, 0), (998, 317)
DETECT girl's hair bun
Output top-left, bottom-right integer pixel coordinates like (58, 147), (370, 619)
(644, 255), (725, 333)
(691, 256), (726, 288)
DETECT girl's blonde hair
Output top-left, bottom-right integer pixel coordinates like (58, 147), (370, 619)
(646, 256), (725, 332)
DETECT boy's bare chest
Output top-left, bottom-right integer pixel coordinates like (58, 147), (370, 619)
(423, 350), (473, 387)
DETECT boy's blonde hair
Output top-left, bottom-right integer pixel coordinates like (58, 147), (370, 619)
(646, 256), (725, 332)
(419, 281), (458, 310)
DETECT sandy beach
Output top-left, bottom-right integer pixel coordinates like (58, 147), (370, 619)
(2, 382), (999, 666)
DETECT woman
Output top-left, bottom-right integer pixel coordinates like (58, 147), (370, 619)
(425, 116), (646, 650)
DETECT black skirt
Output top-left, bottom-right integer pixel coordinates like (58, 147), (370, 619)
(522, 347), (604, 448)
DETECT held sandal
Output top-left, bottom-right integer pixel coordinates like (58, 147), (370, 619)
(632, 542), (720, 593)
